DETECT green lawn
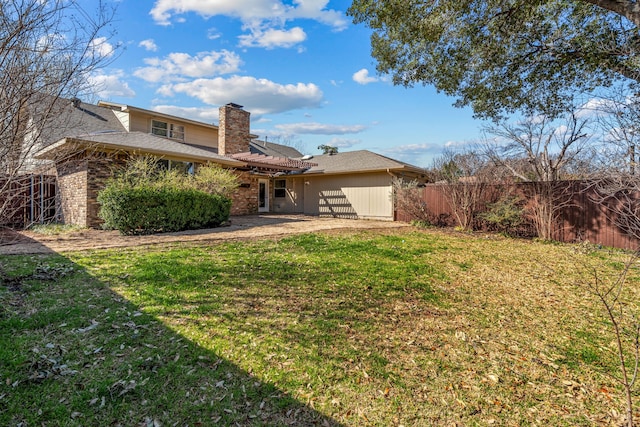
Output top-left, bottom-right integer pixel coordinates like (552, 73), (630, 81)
(1, 229), (638, 426)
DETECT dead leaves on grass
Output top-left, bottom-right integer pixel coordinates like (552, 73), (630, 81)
(26, 345), (78, 382)
(7, 233), (636, 426)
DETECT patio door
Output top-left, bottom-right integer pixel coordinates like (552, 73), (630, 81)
(258, 179), (269, 213)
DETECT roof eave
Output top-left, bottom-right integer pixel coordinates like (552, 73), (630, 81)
(302, 165), (424, 177)
(35, 137), (246, 167)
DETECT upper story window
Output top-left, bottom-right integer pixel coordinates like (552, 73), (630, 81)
(151, 119), (185, 141)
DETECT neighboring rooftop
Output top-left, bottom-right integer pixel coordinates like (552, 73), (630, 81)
(249, 140), (304, 159)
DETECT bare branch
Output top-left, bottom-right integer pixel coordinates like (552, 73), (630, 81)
(481, 114), (593, 239)
(0, 0), (118, 228)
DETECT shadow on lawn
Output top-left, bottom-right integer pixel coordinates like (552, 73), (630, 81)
(0, 228), (56, 254)
(171, 213), (310, 236)
(0, 214), (313, 255)
(0, 252), (344, 427)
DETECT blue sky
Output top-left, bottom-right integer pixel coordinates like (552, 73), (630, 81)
(88, 0), (489, 167)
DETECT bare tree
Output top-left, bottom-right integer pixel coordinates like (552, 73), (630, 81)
(573, 89), (640, 427)
(483, 114), (592, 240)
(432, 148), (495, 231)
(583, 89), (640, 176)
(391, 177), (431, 224)
(580, 89), (640, 243)
(574, 251), (640, 427)
(0, 0), (116, 231)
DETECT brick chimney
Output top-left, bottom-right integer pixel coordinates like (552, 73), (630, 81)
(218, 103), (250, 156)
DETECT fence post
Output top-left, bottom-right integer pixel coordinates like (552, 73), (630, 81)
(30, 174), (34, 225)
(39, 174), (43, 224)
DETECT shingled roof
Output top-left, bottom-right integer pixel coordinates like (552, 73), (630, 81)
(34, 99), (426, 177)
(33, 98), (127, 149)
(303, 150), (426, 175)
(36, 131), (245, 167)
(249, 140), (304, 159)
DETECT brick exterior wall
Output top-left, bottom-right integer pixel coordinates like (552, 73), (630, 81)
(217, 103), (260, 215)
(55, 152), (259, 227)
(56, 157), (89, 227)
(218, 104), (250, 156)
(86, 156), (126, 228)
(53, 102), (259, 227)
(55, 153), (126, 228)
(230, 171), (259, 216)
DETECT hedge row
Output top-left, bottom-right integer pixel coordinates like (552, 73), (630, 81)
(98, 186), (231, 235)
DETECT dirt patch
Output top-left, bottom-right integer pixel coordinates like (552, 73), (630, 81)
(0, 215), (410, 255)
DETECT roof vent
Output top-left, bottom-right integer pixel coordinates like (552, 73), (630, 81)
(301, 154), (314, 160)
(71, 97), (81, 108)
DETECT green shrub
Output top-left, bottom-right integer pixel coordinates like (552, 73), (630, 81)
(410, 219), (431, 228)
(98, 185), (231, 235)
(98, 157), (235, 235)
(192, 164), (240, 197)
(479, 196), (524, 236)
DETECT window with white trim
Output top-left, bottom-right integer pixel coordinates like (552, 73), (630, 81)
(151, 119), (185, 141)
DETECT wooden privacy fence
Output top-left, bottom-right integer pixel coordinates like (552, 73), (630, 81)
(0, 174), (57, 228)
(395, 180), (640, 250)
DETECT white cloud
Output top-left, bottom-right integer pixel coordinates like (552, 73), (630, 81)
(133, 50), (242, 83)
(207, 28), (222, 40)
(575, 97), (620, 119)
(238, 26), (306, 49)
(150, 0), (346, 50)
(139, 39), (158, 51)
(89, 70), (135, 98)
(386, 143), (443, 155)
(383, 143), (443, 166)
(160, 75), (323, 115)
(443, 140), (476, 150)
(275, 122), (366, 135)
(150, 0), (348, 30)
(352, 68), (378, 85)
(252, 128), (285, 139)
(152, 105), (220, 123)
(90, 36), (115, 59)
(325, 137), (361, 148)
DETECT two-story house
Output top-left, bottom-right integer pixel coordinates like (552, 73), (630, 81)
(33, 98), (427, 228)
